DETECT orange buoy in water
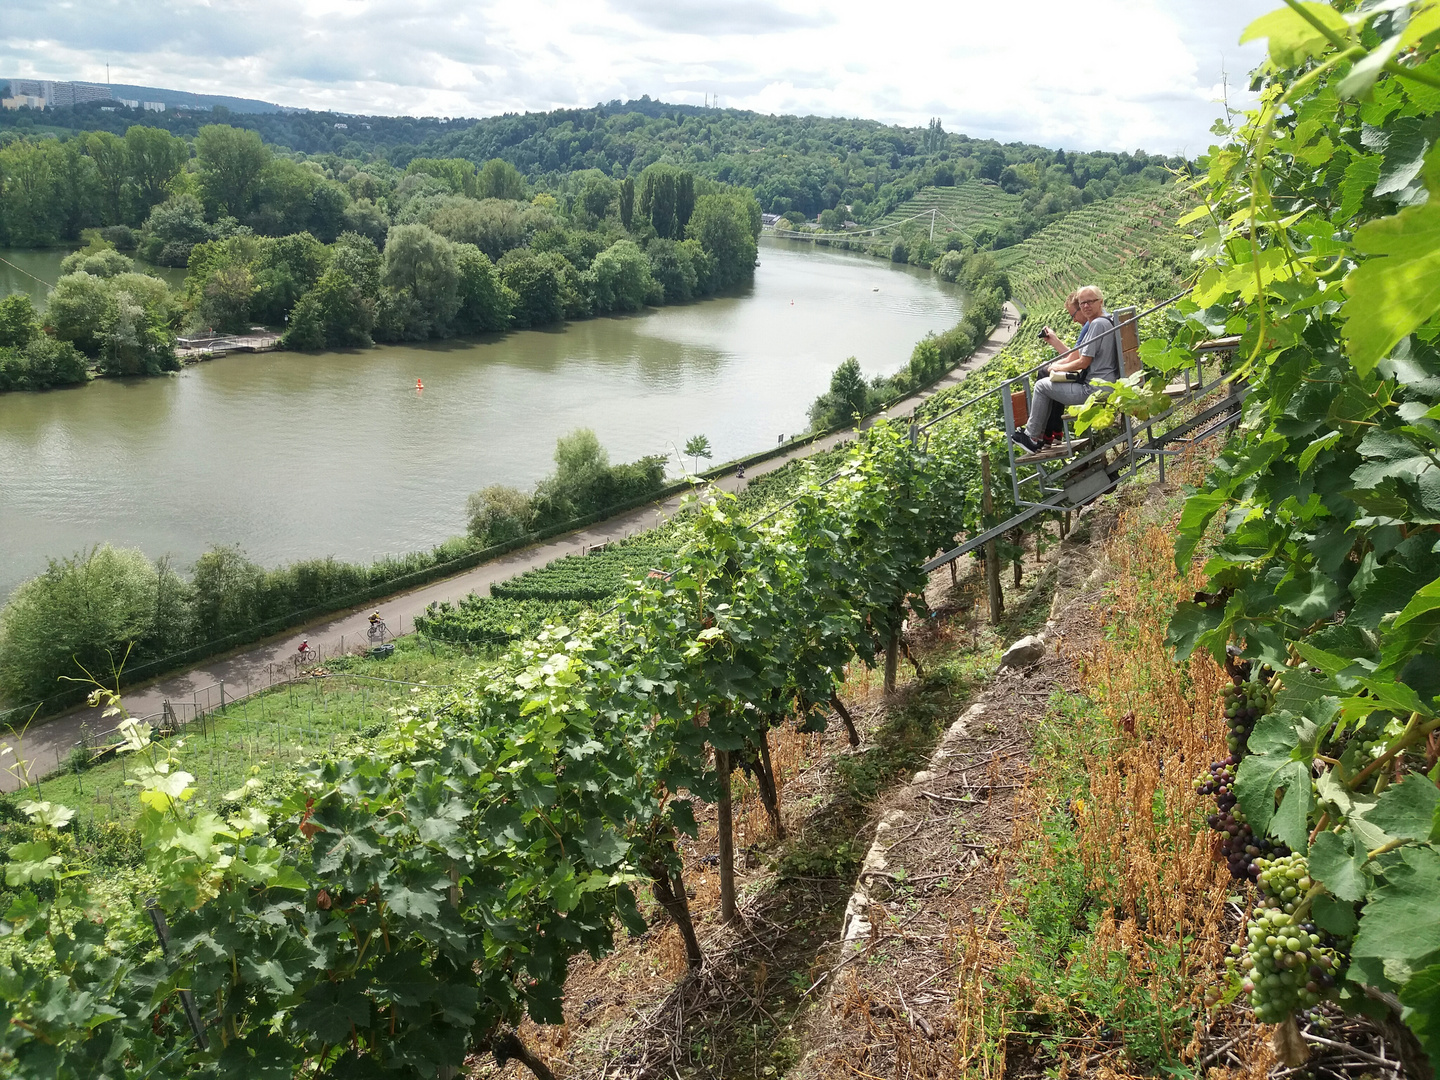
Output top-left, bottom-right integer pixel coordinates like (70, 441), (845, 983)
(416, 378), (424, 391)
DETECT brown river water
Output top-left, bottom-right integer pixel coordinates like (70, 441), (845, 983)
(0, 238), (962, 597)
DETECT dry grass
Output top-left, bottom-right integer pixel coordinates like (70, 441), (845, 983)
(920, 489), (1268, 1079)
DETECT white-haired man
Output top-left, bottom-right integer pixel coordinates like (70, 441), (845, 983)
(1012, 285), (1121, 452)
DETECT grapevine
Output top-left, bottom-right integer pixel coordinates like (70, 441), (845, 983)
(1166, 0), (1440, 1065)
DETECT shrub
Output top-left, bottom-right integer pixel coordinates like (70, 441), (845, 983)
(0, 545), (186, 705)
(466, 486), (536, 545)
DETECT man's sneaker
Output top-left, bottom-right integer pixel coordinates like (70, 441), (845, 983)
(1010, 430), (1039, 452)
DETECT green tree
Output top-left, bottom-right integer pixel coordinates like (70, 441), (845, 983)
(619, 176), (635, 228)
(640, 167), (678, 239)
(59, 247), (134, 278)
(197, 260), (257, 333)
(477, 158), (526, 201)
(0, 294), (42, 348)
(138, 193), (215, 266)
(0, 139), (66, 246)
(830, 357), (868, 420)
(194, 124), (271, 217)
(248, 156), (321, 235)
(85, 131), (129, 225)
(341, 198), (390, 247)
(123, 125), (189, 218)
(418, 196), (525, 261)
(45, 272), (115, 355)
(189, 545), (265, 641)
(329, 230), (383, 297)
(454, 245), (512, 334)
(0, 336), (89, 392)
(405, 157), (479, 197)
(95, 273), (180, 376)
(686, 192), (760, 290)
(587, 239), (659, 313)
(676, 171), (695, 234)
(497, 248), (564, 328)
(310, 267), (373, 347)
(50, 140), (103, 241)
(382, 223), (460, 338)
(684, 434), (712, 473)
(581, 174), (617, 219)
(251, 232), (330, 324)
(645, 237), (699, 302)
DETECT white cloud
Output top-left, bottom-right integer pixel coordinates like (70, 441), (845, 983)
(1, 0), (1277, 152)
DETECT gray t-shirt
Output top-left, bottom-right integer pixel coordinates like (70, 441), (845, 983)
(1079, 313), (1122, 382)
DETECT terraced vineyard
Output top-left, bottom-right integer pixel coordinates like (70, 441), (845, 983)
(869, 179), (1027, 239)
(994, 187), (1193, 307)
(416, 446), (855, 647)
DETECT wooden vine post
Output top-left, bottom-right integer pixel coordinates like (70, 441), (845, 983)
(883, 600), (902, 694)
(982, 452), (1003, 623)
(715, 748), (738, 924)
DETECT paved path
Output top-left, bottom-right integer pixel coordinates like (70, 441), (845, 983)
(0, 305), (1019, 790)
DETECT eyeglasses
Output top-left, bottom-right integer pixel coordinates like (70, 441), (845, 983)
(1079, 298), (1103, 307)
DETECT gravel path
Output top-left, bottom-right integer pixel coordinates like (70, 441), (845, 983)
(0, 305), (1020, 791)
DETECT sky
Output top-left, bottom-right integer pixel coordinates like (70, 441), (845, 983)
(2, 0), (1280, 154)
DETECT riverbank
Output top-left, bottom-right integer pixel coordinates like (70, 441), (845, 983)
(0, 302), (1019, 789)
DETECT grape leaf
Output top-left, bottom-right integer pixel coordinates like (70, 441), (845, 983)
(3, 842), (61, 886)
(1339, 154), (1383, 221)
(1398, 962), (1440, 1069)
(216, 1029), (299, 1080)
(1367, 775), (1440, 840)
(1240, 3), (1351, 67)
(577, 819), (626, 868)
(1394, 575), (1440, 629)
(1342, 147), (1440, 375)
(294, 982), (372, 1042)
(1340, 34), (1404, 101)
(1313, 893), (1360, 937)
(1352, 845), (1440, 963)
(1309, 829), (1368, 901)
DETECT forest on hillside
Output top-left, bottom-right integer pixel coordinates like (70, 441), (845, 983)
(0, 92), (1180, 237)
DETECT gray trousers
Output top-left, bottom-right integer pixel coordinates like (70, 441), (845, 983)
(1025, 377), (1095, 440)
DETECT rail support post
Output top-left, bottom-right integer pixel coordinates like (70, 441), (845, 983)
(982, 453), (1004, 624)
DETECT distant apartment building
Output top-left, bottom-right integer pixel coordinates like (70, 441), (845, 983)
(3, 79), (114, 109)
(118, 98), (139, 108)
(142, 100), (165, 112)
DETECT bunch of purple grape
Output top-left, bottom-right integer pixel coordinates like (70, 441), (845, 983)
(1194, 676), (1285, 880)
(1208, 803), (1287, 880)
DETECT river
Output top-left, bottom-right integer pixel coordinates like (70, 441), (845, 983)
(0, 239), (962, 598)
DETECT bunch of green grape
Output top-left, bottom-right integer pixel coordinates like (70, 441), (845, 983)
(1224, 853), (1346, 1024)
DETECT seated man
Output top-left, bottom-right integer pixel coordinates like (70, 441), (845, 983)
(1034, 291), (1092, 440)
(1040, 291), (1091, 371)
(1012, 286), (1120, 452)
